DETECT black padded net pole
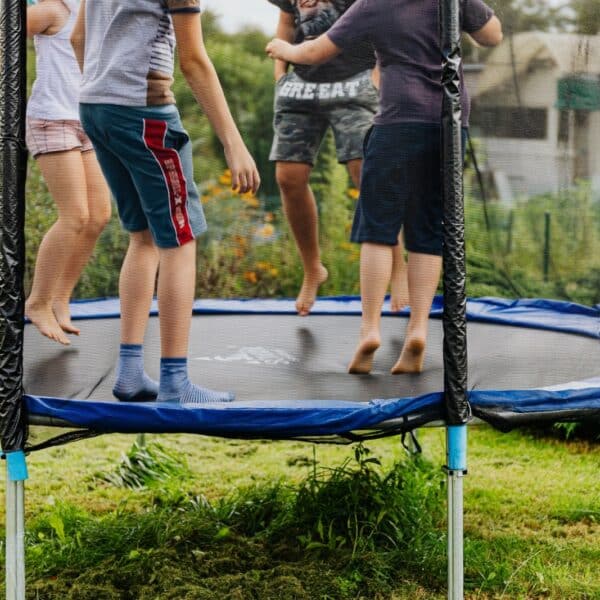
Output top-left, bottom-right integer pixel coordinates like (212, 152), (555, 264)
(440, 0), (470, 425)
(0, 0), (28, 453)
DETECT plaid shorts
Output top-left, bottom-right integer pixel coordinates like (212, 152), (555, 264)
(26, 118), (94, 158)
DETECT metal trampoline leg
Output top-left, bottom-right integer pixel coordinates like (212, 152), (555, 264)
(447, 468), (465, 600)
(5, 455), (27, 600)
(446, 426), (467, 600)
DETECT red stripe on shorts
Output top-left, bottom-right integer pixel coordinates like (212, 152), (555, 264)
(143, 119), (194, 246)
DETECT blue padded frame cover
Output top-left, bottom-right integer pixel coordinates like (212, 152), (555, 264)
(26, 380), (600, 437)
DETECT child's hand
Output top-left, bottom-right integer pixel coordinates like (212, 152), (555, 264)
(225, 145), (261, 195)
(266, 39), (293, 62)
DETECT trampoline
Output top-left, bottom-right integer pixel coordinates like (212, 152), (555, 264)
(23, 296), (600, 440)
(2, 1), (600, 599)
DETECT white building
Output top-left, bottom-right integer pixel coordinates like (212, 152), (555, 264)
(469, 32), (600, 201)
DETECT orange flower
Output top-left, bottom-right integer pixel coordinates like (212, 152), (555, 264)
(243, 196), (260, 208)
(347, 188), (360, 200)
(233, 234), (248, 249)
(256, 261), (272, 271)
(256, 224), (275, 239)
(219, 170), (232, 186)
(243, 271), (258, 284)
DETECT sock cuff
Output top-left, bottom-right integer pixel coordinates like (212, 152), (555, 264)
(160, 357), (187, 366)
(120, 344), (143, 356)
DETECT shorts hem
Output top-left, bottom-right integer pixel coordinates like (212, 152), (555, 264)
(153, 223), (207, 249)
(121, 222), (149, 234)
(269, 153), (315, 166)
(404, 243), (443, 257)
(350, 233), (400, 246)
(337, 152), (364, 165)
(31, 145), (86, 158)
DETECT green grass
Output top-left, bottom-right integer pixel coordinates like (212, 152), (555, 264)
(1, 426), (599, 599)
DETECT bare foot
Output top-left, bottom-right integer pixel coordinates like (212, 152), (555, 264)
(53, 302), (80, 335)
(348, 333), (381, 374)
(25, 301), (71, 345)
(390, 267), (409, 312)
(296, 265), (328, 317)
(391, 337), (426, 374)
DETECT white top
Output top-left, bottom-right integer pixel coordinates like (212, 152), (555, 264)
(27, 0), (82, 121)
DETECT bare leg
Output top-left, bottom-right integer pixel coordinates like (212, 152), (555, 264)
(52, 151), (111, 335)
(346, 158), (362, 189)
(346, 159), (408, 313)
(155, 241), (233, 403)
(276, 161), (328, 316)
(156, 241), (196, 357)
(348, 242), (393, 374)
(119, 230), (159, 345)
(26, 151), (90, 345)
(390, 232), (409, 312)
(391, 252), (441, 374)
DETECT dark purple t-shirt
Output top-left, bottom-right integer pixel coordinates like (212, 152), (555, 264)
(268, 0), (376, 83)
(327, 0), (494, 125)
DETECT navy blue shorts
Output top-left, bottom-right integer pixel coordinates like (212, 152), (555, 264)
(351, 122), (467, 255)
(80, 103), (207, 249)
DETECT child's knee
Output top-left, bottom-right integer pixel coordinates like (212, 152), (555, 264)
(276, 163), (311, 194)
(62, 207), (90, 235)
(88, 204), (111, 234)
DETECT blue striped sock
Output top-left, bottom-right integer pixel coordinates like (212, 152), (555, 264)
(112, 344), (159, 402)
(157, 358), (234, 404)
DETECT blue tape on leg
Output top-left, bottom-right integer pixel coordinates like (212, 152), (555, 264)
(6, 451), (29, 482)
(447, 425), (467, 471)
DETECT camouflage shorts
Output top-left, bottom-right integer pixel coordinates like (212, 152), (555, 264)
(270, 69), (378, 165)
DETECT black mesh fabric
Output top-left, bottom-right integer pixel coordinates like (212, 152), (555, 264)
(441, 0), (470, 424)
(0, 0), (28, 453)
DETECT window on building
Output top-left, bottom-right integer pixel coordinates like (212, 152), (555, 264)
(470, 106), (548, 139)
(558, 110), (570, 143)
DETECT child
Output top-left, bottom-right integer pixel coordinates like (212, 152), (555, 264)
(267, 0), (502, 374)
(267, 0), (409, 317)
(25, 0), (111, 346)
(71, 0), (260, 403)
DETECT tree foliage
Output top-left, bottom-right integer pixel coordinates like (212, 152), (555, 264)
(487, 0), (567, 33)
(571, 0), (600, 34)
(485, 0), (600, 34)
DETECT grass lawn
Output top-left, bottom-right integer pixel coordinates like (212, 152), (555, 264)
(1, 424), (599, 599)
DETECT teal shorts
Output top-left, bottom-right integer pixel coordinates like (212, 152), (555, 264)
(80, 103), (207, 248)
